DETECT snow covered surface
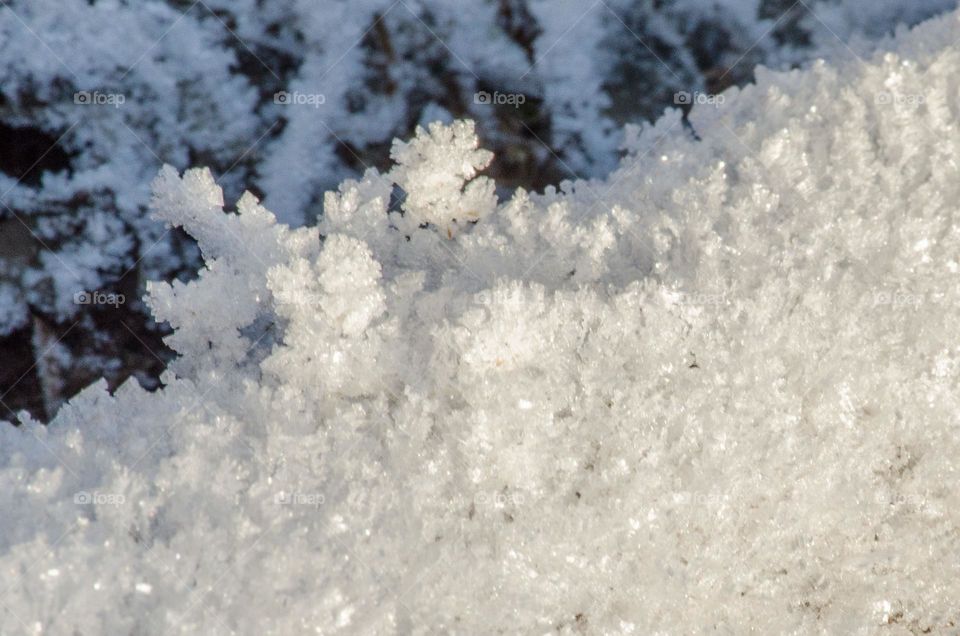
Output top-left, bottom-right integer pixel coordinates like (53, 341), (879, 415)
(5, 6), (960, 634)
(2, 0), (956, 424)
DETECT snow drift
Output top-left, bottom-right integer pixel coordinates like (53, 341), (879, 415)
(4, 8), (960, 634)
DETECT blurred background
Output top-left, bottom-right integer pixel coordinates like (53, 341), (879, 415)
(0, 0), (953, 422)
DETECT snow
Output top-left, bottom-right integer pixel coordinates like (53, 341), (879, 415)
(2, 0), (955, 420)
(4, 2), (960, 634)
(389, 120), (497, 237)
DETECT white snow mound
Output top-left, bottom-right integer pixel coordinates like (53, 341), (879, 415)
(5, 9), (960, 635)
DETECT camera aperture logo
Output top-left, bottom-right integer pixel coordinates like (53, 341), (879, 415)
(74, 290), (125, 308)
(474, 91), (526, 108)
(274, 91), (326, 108)
(74, 91), (125, 108)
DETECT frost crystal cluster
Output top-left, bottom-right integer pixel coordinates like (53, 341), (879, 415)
(6, 8), (960, 634)
(1, 0), (954, 421)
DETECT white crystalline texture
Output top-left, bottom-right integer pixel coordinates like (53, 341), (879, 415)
(7, 8), (960, 635)
(389, 120), (497, 237)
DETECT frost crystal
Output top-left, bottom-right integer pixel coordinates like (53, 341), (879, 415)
(5, 8), (960, 634)
(389, 120), (497, 237)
